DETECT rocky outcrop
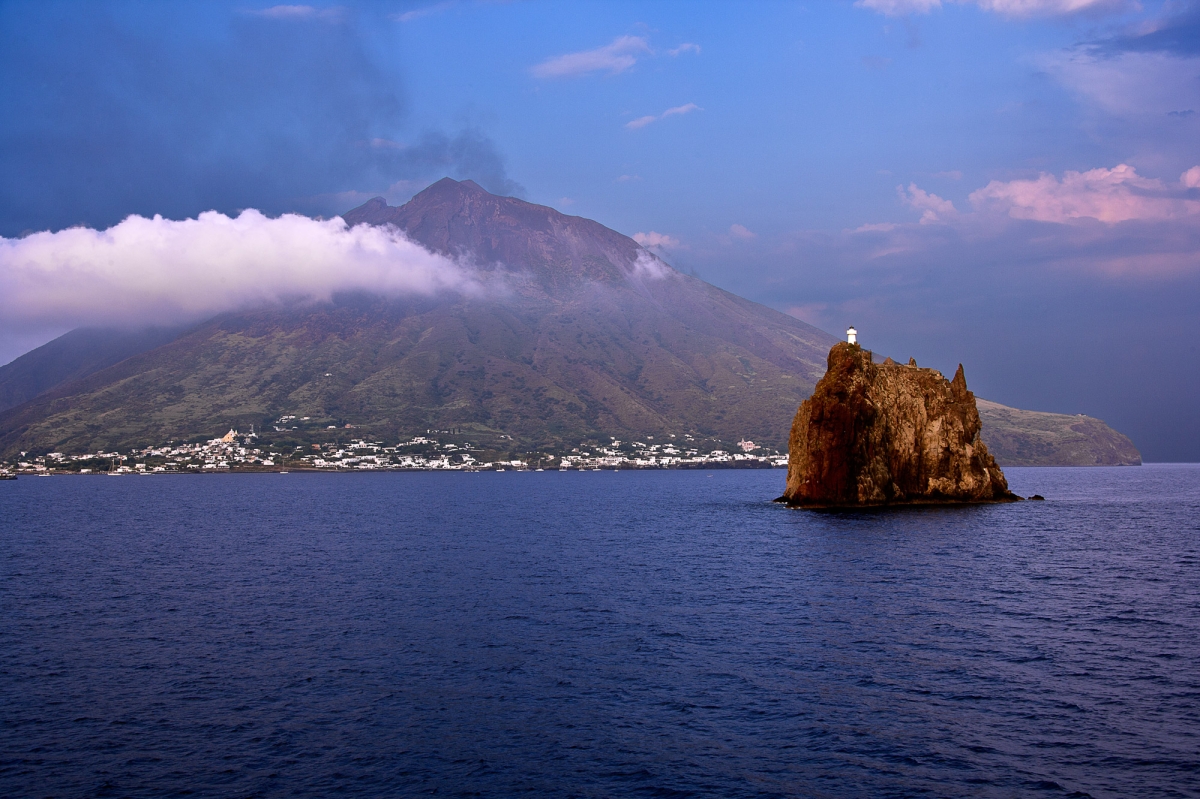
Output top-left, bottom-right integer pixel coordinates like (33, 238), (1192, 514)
(780, 343), (1020, 508)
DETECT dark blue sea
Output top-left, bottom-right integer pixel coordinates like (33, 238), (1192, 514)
(2, 466), (1198, 798)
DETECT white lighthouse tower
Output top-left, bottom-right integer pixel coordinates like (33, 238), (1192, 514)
(846, 326), (857, 345)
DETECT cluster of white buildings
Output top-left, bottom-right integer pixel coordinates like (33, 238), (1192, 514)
(3, 431), (786, 475)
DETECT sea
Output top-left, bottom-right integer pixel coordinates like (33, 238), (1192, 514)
(1, 465), (1198, 798)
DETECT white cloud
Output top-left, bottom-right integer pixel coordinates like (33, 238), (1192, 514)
(662, 103), (701, 118)
(856, 0), (941, 15)
(616, 174), (642, 183)
(634, 231), (680, 249)
(729, 224), (757, 240)
(668, 43), (701, 56)
(0, 210), (479, 331)
(969, 163), (1200, 223)
(625, 103), (702, 130)
(531, 35), (651, 79)
(392, 2), (454, 23)
(899, 183), (958, 223)
(857, 0), (1131, 16)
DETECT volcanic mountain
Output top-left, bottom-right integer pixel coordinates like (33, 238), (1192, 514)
(0, 179), (838, 456)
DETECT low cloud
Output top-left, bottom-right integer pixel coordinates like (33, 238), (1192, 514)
(856, 0), (1132, 17)
(729, 224), (757, 240)
(625, 103), (702, 130)
(531, 35), (651, 79)
(633, 231), (680, 249)
(668, 43), (701, 56)
(969, 164), (1200, 223)
(0, 211), (478, 332)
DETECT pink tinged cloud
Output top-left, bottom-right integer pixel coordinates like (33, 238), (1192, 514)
(729, 224), (757, 240)
(0, 211), (478, 331)
(531, 36), (651, 79)
(969, 164), (1200, 224)
(899, 183), (957, 224)
(633, 231), (680, 249)
(250, 5), (345, 21)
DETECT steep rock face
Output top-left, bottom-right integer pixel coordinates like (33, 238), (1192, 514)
(782, 343), (1019, 507)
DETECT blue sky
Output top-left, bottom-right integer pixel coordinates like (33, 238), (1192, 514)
(1, 0), (1198, 458)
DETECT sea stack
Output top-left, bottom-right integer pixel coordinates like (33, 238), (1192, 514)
(780, 342), (1020, 508)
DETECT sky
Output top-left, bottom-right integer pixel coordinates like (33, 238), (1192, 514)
(1, 0), (1197, 460)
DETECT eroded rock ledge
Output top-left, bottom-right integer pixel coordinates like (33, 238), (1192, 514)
(779, 342), (1020, 508)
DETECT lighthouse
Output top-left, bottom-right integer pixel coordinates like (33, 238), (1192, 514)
(846, 326), (857, 345)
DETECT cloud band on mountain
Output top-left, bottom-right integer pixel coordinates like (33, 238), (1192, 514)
(0, 211), (477, 332)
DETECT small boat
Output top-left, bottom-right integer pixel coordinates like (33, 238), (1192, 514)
(0, 474), (16, 480)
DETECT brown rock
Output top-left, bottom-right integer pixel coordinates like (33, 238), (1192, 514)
(780, 342), (1020, 508)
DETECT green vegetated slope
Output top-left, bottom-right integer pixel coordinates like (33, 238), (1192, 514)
(977, 399), (1141, 466)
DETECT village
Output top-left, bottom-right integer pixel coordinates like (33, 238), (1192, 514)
(2, 427), (787, 476)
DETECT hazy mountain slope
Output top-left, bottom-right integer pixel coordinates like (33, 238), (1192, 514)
(977, 399), (1141, 466)
(0, 326), (184, 412)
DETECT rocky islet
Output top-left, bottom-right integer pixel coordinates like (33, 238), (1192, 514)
(780, 342), (1020, 508)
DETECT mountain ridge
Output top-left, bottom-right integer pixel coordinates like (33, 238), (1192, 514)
(0, 179), (1141, 465)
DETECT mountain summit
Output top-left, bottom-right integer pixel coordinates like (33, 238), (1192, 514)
(0, 180), (837, 455)
(344, 179), (649, 290)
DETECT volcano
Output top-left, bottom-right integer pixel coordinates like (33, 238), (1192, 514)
(0, 179), (838, 456)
